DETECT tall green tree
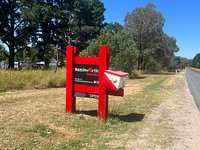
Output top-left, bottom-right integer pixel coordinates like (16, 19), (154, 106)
(124, 3), (165, 70)
(153, 33), (179, 68)
(81, 23), (138, 73)
(191, 53), (200, 68)
(0, 0), (35, 68)
(72, 0), (105, 50)
(21, 0), (105, 67)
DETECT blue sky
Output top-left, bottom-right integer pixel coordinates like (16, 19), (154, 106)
(101, 0), (200, 59)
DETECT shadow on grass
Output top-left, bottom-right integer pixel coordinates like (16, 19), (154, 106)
(76, 110), (97, 117)
(76, 110), (145, 122)
(135, 76), (146, 79)
(109, 113), (145, 122)
(147, 71), (178, 75)
(130, 76), (146, 80)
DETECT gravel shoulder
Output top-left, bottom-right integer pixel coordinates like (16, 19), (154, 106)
(126, 71), (200, 150)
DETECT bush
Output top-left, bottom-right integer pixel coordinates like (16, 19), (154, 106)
(145, 58), (161, 74)
(130, 69), (141, 79)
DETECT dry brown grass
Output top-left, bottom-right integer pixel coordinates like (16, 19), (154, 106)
(0, 74), (172, 149)
(191, 67), (200, 72)
(0, 70), (65, 92)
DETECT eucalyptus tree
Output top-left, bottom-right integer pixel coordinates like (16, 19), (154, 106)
(124, 3), (165, 70)
(154, 33), (179, 68)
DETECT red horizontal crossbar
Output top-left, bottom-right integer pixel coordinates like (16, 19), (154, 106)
(75, 84), (99, 94)
(75, 57), (99, 65)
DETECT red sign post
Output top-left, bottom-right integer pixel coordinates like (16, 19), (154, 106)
(66, 46), (128, 119)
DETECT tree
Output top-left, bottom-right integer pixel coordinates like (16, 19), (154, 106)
(191, 53), (200, 68)
(81, 23), (138, 73)
(81, 23), (123, 56)
(0, 44), (8, 62)
(153, 33), (179, 68)
(0, 0), (35, 68)
(124, 3), (165, 70)
(21, 0), (67, 67)
(180, 57), (190, 68)
(15, 47), (39, 69)
(21, 0), (105, 67)
(71, 0), (106, 50)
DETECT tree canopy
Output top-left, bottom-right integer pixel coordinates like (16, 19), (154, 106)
(81, 23), (138, 73)
(0, 0), (35, 68)
(0, 1), (181, 72)
(82, 3), (180, 74)
(0, 0), (105, 68)
(124, 3), (179, 71)
(191, 53), (200, 68)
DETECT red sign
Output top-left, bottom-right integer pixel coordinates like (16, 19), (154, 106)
(66, 46), (125, 119)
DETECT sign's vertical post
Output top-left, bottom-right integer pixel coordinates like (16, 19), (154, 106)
(98, 46), (110, 119)
(66, 46), (76, 113)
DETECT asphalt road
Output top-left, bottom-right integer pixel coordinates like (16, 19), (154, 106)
(185, 67), (200, 110)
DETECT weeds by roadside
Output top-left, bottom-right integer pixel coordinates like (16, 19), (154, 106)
(0, 69), (65, 92)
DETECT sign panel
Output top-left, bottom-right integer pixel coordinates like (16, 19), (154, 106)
(74, 64), (99, 86)
(74, 92), (99, 99)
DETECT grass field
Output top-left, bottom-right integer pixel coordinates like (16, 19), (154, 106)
(0, 71), (174, 149)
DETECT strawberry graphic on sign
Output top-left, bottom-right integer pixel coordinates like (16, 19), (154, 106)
(111, 78), (117, 83)
(89, 68), (93, 73)
(104, 70), (129, 90)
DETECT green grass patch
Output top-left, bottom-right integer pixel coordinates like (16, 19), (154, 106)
(24, 124), (55, 138)
(55, 140), (82, 150)
(144, 75), (169, 92)
(33, 124), (55, 138)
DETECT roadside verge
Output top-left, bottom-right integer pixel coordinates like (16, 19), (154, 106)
(126, 71), (200, 150)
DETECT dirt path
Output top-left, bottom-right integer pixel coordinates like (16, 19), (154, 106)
(126, 71), (200, 150)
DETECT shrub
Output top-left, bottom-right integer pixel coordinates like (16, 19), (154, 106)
(130, 69), (141, 79)
(145, 58), (161, 74)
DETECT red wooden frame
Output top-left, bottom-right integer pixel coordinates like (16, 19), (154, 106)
(66, 46), (124, 119)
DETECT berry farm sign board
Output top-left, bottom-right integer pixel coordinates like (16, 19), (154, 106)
(66, 46), (128, 119)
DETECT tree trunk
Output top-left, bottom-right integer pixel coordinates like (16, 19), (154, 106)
(8, 32), (15, 69)
(137, 42), (143, 71)
(137, 54), (141, 70)
(8, 45), (15, 69)
(9, 8), (15, 69)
